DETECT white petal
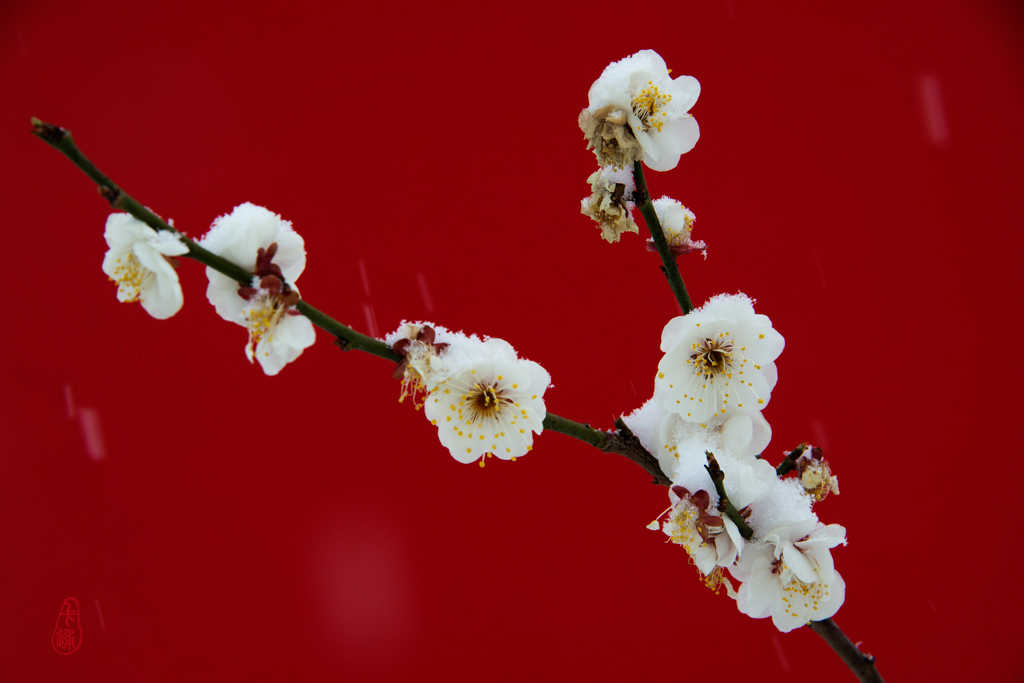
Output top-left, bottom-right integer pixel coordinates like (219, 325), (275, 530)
(814, 571), (846, 621)
(100, 245), (132, 281)
(741, 556), (779, 618)
(104, 213), (149, 249)
(644, 116), (699, 172)
(257, 313), (316, 376)
(660, 315), (695, 352)
(761, 361), (779, 391)
(739, 327), (785, 364)
(665, 74), (701, 113)
(151, 230), (190, 256)
(205, 270), (249, 324)
(721, 412), (753, 455)
(782, 544), (818, 584)
(744, 410), (773, 458)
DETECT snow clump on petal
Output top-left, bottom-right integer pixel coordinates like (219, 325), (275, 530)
(620, 397), (668, 455)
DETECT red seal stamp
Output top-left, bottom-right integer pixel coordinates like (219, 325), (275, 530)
(52, 598), (82, 655)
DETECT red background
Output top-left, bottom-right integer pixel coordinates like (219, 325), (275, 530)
(2, 0), (1023, 680)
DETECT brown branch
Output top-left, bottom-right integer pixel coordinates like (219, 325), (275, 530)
(775, 442), (808, 476)
(606, 417), (671, 487)
(808, 618), (886, 683)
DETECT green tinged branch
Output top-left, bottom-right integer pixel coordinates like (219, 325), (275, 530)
(704, 451), (754, 540)
(29, 117), (667, 482)
(31, 117), (399, 362)
(776, 442), (808, 477)
(632, 160), (695, 314)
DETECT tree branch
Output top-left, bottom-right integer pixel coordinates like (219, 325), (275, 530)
(31, 117), (673, 485)
(808, 618), (886, 683)
(703, 451), (755, 540)
(632, 160), (695, 314)
(776, 442), (808, 476)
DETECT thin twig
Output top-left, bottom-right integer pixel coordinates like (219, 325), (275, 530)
(703, 451), (754, 540)
(30, 117), (667, 482)
(776, 442), (808, 476)
(632, 160), (695, 314)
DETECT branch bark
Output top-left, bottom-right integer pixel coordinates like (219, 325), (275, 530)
(632, 160), (695, 314)
(808, 618), (886, 683)
(704, 451), (754, 540)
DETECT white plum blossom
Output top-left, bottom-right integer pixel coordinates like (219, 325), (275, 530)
(388, 323), (450, 407)
(409, 330), (549, 466)
(101, 213), (189, 319)
(199, 203), (316, 376)
(648, 197), (706, 258)
(655, 293), (784, 423)
(585, 49), (701, 172)
(654, 411), (776, 510)
(661, 486), (745, 592)
(732, 518), (847, 632)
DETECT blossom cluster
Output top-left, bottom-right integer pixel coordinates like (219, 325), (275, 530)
(579, 50), (706, 257)
(625, 294), (846, 632)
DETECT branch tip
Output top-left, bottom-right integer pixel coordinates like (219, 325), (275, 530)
(776, 442), (808, 477)
(30, 117), (69, 145)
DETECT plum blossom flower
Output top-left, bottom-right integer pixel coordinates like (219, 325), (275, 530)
(584, 49), (701, 172)
(199, 203), (316, 376)
(655, 294), (784, 423)
(646, 197), (706, 258)
(101, 213), (189, 319)
(731, 519), (847, 632)
(661, 486), (745, 592)
(390, 323), (449, 407)
(581, 166), (639, 243)
(654, 411), (776, 510)
(422, 338), (550, 465)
